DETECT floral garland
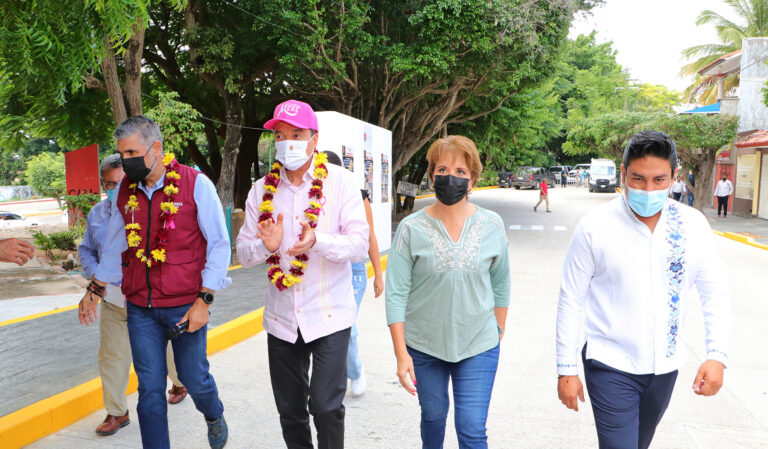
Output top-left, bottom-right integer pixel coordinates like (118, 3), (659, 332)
(259, 150), (328, 290)
(124, 153), (182, 267)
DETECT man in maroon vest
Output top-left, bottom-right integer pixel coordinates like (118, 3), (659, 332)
(78, 115), (231, 449)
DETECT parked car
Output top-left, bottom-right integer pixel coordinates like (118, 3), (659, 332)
(568, 163), (592, 185)
(497, 171), (514, 188)
(0, 211), (41, 229)
(588, 158), (618, 193)
(511, 166), (553, 190)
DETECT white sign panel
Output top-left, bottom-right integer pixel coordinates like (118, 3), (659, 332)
(396, 181), (418, 198)
(316, 111), (392, 253)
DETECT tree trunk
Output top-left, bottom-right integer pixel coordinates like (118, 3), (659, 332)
(692, 149), (717, 212)
(217, 92), (242, 209)
(235, 126), (261, 209)
(100, 40), (128, 126)
(123, 22), (145, 117)
(205, 126), (222, 183)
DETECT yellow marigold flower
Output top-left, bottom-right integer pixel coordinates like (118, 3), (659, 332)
(290, 260), (307, 269)
(146, 260), (153, 268)
(313, 167), (328, 178)
(309, 200), (321, 210)
(160, 202), (179, 214)
(136, 249), (145, 259)
(272, 162), (282, 170)
(259, 200), (274, 213)
(273, 172), (280, 180)
(151, 248), (166, 262)
(126, 195), (140, 211)
(304, 212), (318, 222)
(163, 184), (179, 195)
(166, 170), (181, 180)
(314, 152), (328, 165)
(125, 223), (141, 231)
(270, 271), (282, 283)
(264, 184), (277, 193)
(162, 153), (176, 166)
(127, 231), (142, 248)
(129, 183), (138, 189)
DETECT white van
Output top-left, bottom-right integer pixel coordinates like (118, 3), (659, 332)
(588, 158), (617, 193)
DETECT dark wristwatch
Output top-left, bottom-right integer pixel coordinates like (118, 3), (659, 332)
(198, 291), (214, 305)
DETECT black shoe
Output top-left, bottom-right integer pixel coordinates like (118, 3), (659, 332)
(206, 415), (228, 449)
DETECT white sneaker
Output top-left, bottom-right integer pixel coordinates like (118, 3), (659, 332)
(349, 374), (367, 396)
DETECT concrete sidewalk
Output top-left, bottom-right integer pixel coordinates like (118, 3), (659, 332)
(703, 207), (768, 246)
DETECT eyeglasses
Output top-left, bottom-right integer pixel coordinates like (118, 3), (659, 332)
(102, 181), (119, 190)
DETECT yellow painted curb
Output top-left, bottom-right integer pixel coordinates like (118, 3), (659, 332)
(0, 307), (264, 449)
(0, 304), (78, 328)
(24, 211), (63, 217)
(718, 231), (768, 251)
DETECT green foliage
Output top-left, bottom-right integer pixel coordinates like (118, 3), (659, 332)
(681, 0), (768, 103)
(63, 193), (101, 225)
(32, 228), (82, 260)
(144, 92), (205, 165)
(24, 152), (66, 201)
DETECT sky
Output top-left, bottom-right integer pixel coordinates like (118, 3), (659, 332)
(569, 0), (738, 92)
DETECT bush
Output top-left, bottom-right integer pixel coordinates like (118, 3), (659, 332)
(32, 228), (83, 260)
(63, 193), (100, 225)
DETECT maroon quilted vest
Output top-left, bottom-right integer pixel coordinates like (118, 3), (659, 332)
(116, 163), (207, 308)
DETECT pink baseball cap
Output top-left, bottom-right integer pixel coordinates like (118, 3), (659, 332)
(263, 100), (319, 131)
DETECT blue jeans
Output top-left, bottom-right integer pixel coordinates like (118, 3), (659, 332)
(127, 302), (224, 449)
(407, 344), (500, 449)
(687, 191), (694, 206)
(346, 262), (367, 380)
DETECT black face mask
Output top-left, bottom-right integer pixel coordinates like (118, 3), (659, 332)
(123, 150), (157, 182)
(434, 174), (469, 206)
(722, 177), (727, 181)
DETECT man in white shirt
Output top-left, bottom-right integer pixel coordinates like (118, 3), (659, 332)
(236, 100), (369, 449)
(670, 175), (686, 202)
(714, 173), (734, 218)
(556, 131), (730, 449)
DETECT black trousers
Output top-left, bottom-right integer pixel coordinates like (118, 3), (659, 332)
(583, 352), (677, 449)
(671, 192), (682, 201)
(717, 195), (729, 216)
(268, 328), (351, 449)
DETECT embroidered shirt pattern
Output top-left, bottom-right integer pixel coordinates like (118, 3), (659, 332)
(664, 203), (686, 357)
(417, 214), (487, 272)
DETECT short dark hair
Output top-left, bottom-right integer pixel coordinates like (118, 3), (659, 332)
(622, 131), (677, 174)
(323, 151), (342, 167)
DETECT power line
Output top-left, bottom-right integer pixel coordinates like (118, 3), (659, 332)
(140, 92), (271, 131)
(219, 0), (309, 40)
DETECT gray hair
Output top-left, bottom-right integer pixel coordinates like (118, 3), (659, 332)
(99, 154), (123, 179)
(113, 115), (163, 150)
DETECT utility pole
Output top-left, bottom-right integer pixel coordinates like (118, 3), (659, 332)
(615, 79), (640, 110)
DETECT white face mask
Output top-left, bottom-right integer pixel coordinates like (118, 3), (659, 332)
(275, 140), (311, 170)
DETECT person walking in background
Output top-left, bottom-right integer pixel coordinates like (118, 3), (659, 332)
(77, 154), (187, 438)
(714, 173), (734, 218)
(322, 151), (384, 397)
(670, 175), (686, 202)
(534, 178), (551, 213)
(561, 170), (567, 188)
(557, 131), (730, 449)
(237, 100), (369, 449)
(78, 116), (232, 449)
(686, 169), (695, 207)
(386, 135), (511, 449)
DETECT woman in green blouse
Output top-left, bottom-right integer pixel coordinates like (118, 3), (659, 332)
(386, 135), (511, 449)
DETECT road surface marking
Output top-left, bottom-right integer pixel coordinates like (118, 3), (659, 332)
(531, 225), (544, 231)
(554, 226), (567, 231)
(508, 225), (522, 230)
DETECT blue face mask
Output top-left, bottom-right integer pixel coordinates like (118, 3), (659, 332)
(625, 186), (668, 217)
(106, 188), (117, 203)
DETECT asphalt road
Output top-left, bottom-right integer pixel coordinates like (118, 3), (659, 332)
(29, 187), (768, 448)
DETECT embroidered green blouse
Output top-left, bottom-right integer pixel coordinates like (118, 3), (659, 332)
(385, 206), (511, 363)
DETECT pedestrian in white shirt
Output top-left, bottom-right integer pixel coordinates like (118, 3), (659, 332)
(714, 173), (734, 218)
(236, 100), (369, 449)
(556, 131), (730, 449)
(670, 175), (686, 202)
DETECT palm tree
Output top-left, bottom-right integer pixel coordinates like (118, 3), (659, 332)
(680, 0), (768, 104)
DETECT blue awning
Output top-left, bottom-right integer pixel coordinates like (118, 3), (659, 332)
(680, 103), (720, 114)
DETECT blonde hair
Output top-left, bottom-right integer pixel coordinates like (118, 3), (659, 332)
(426, 135), (483, 184)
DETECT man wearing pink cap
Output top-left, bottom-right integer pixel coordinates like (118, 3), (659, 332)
(236, 100), (369, 448)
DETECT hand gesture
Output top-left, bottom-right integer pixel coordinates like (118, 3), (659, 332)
(692, 360), (725, 396)
(257, 213), (284, 253)
(396, 353), (417, 396)
(558, 375), (585, 411)
(286, 221), (316, 256)
(78, 291), (100, 326)
(0, 238), (35, 266)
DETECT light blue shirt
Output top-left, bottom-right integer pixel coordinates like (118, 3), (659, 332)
(94, 170), (232, 291)
(78, 198), (119, 285)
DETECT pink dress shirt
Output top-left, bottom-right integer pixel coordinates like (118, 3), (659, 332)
(236, 158), (370, 343)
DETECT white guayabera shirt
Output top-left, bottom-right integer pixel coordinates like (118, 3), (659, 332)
(556, 195), (730, 376)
